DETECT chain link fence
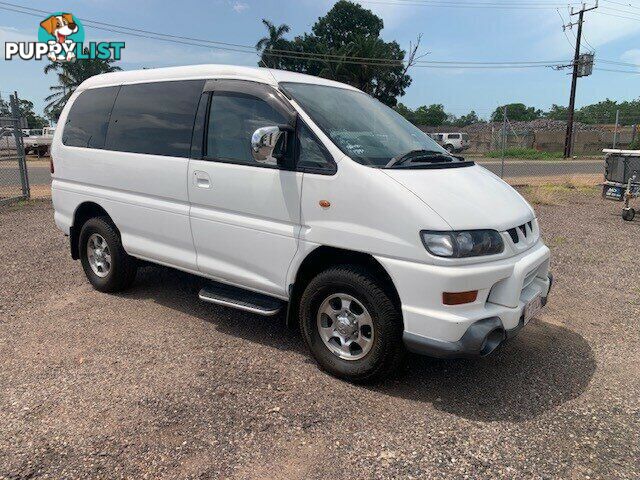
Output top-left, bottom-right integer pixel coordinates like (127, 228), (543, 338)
(0, 92), (30, 205)
(419, 112), (640, 186)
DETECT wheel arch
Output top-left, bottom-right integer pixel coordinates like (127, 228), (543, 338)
(70, 202), (114, 260)
(286, 246), (402, 328)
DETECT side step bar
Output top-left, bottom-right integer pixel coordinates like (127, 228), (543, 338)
(198, 282), (285, 316)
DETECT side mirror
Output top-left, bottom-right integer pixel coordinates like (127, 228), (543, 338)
(251, 125), (291, 164)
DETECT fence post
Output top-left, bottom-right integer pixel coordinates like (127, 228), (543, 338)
(9, 92), (30, 199)
(500, 106), (507, 178)
(613, 109), (619, 149)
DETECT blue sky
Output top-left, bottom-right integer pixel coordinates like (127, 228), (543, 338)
(1, 0), (639, 120)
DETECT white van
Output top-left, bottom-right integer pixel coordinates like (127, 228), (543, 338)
(52, 65), (552, 382)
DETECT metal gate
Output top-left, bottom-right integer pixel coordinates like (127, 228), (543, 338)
(0, 93), (30, 205)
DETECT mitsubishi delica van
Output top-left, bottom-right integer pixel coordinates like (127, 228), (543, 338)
(52, 65), (552, 382)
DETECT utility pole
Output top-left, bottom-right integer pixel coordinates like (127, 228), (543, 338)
(613, 109), (620, 149)
(563, 1), (598, 158)
(500, 105), (507, 178)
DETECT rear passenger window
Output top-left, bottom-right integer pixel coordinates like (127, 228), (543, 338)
(105, 80), (204, 158)
(206, 93), (286, 165)
(62, 86), (119, 148)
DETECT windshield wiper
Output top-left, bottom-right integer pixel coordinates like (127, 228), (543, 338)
(385, 149), (452, 169)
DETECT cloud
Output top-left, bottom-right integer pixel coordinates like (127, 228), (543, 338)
(230, 1), (249, 13)
(621, 49), (640, 68)
(116, 40), (255, 66)
(536, 11), (640, 55)
(0, 25), (33, 43)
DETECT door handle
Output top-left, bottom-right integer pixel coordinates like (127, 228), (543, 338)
(193, 170), (211, 189)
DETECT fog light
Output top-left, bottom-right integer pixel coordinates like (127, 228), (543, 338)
(443, 291), (478, 305)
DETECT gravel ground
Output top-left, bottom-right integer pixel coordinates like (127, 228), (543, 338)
(1, 192), (638, 479)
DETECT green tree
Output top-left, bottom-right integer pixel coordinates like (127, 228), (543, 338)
(255, 19), (290, 68)
(451, 110), (481, 127)
(491, 103), (542, 122)
(413, 104), (447, 126)
(257, 1), (415, 106)
(394, 103), (415, 123)
(575, 99), (619, 124)
(0, 98), (47, 128)
(44, 56), (121, 121)
(311, 0), (383, 50)
(545, 104), (568, 121)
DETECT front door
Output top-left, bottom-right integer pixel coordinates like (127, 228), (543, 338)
(187, 80), (302, 298)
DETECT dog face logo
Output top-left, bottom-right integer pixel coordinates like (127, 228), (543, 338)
(37, 12), (84, 62)
(39, 14), (78, 44)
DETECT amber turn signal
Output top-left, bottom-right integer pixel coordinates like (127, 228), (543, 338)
(319, 200), (331, 208)
(443, 290), (478, 305)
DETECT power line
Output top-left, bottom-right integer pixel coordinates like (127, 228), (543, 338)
(0, 2), (573, 69)
(557, 9), (577, 48)
(596, 9), (640, 19)
(595, 67), (640, 73)
(1, 0), (637, 73)
(359, 0), (584, 9)
(601, 0), (640, 8)
(600, 5), (640, 16)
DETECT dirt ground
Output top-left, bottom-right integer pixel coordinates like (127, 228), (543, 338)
(0, 190), (638, 479)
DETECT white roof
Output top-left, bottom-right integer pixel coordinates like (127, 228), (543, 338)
(78, 64), (359, 92)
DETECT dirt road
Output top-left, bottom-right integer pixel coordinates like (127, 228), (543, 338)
(0, 191), (638, 479)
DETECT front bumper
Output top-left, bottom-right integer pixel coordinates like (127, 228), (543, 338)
(376, 240), (552, 358)
(403, 273), (552, 358)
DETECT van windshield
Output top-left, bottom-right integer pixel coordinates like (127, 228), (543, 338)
(281, 82), (469, 169)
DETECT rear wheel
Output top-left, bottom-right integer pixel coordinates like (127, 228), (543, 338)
(622, 207), (635, 221)
(445, 144), (455, 153)
(79, 217), (137, 292)
(299, 265), (404, 383)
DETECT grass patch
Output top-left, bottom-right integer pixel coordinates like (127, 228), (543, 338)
(520, 179), (598, 205)
(547, 236), (567, 247)
(485, 148), (564, 160)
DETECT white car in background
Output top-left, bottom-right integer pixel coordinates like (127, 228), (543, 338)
(25, 126), (56, 156)
(429, 132), (470, 153)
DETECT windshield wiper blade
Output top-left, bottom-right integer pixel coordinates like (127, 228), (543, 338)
(385, 149), (451, 169)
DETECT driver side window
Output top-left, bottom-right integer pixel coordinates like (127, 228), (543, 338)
(206, 93), (287, 166)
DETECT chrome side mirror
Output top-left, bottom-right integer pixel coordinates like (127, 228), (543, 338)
(251, 125), (287, 164)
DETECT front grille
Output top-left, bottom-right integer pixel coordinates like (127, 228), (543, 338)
(507, 221), (532, 244)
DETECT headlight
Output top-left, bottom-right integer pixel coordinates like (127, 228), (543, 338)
(420, 230), (504, 258)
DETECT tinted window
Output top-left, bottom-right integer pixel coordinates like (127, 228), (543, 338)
(297, 123), (335, 173)
(206, 93), (286, 165)
(105, 80), (204, 157)
(63, 86), (119, 148)
(448, 134), (461, 139)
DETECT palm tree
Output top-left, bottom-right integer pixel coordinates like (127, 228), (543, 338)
(44, 56), (121, 121)
(255, 19), (290, 68)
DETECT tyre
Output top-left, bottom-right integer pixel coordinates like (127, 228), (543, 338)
(79, 216), (137, 292)
(298, 265), (405, 383)
(445, 144), (455, 153)
(622, 208), (635, 221)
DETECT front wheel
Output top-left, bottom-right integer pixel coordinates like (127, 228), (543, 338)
(298, 265), (405, 383)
